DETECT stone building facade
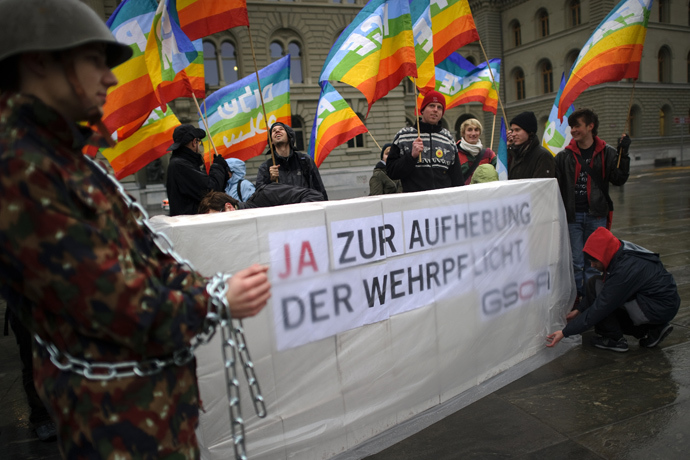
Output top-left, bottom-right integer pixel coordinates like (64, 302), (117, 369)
(89, 0), (690, 200)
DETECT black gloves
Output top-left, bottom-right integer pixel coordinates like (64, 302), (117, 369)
(617, 134), (631, 151)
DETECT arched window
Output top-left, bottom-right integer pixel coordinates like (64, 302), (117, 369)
(629, 105), (641, 138)
(514, 68), (525, 100)
(565, 49), (580, 76)
(687, 51), (690, 83)
(569, 0), (581, 27)
(511, 20), (521, 47)
(405, 117), (415, 128)
(541, 60), (553, 93)
(347, 113), (366, 148)
(658, 0), (668, 23)
(203, 40), (239, 87)
(658, 46), (671, 83)
(659, 105), (671, 136)
(270, 31), (305, 84)
(466, 56), (477, 65)
(538, 9), (550, 38)
(291, 116), (305, 151)
(440, 118), (449, 130)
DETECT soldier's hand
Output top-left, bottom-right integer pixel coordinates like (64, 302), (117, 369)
(269, 165), (280, 182)
(225, 264), (271, 319)
(411, 137), (424, 158)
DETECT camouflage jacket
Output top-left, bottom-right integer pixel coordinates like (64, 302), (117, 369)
(0, 93), (211, 459)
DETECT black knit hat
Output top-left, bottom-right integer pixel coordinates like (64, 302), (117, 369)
(380, 143), (392, 160)
(267, 122), (296, 151)
(509, 111), (538, 134)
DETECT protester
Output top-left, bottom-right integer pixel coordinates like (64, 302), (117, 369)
(225, 157), (256, 201)
(555, 108), (631, 305)
(166, 124), (230, 216)
(546, 228), (679, 352)
(369, 143), (402, 195)
(469, 163), (499, 184)
(506, 111), (554, 179)
(456, 118), (497, 185)
(256, 122), (328, 200)
(387, 90), (464, 191)
(199, 184), (325, 213)
(0, 1), (271, 457)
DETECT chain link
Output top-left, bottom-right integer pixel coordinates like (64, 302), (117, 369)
(31, 156), (266, 459)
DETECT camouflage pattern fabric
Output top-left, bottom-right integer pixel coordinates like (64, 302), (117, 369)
(0, 93), (211, 459)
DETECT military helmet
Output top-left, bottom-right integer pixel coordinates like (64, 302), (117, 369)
(0, 0), (131, 68)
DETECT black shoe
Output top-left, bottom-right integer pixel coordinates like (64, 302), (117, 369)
(591, 335), (629, 352)
(639, 324), (673, 348)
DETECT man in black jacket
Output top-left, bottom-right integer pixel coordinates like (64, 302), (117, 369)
(506, 111), (554, 180)
(555, 108), (630, 303)
(386, 90), (464, 192)
(165, 124), (230, 216)
(198, 185), (325, 213)
(256, 122), (328, 200)
(546, 227), (679, 352)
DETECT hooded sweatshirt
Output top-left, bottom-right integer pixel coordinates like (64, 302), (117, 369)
(563, 227), (680, 337)
(224, 158), (256, 201)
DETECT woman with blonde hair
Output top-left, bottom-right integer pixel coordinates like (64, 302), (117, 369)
(456, 118), (497, 185)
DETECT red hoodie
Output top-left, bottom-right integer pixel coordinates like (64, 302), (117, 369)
(583, 227), (621, 270)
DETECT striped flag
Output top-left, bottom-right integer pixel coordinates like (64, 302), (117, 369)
(319, 0), (417, 114)
(543, 73), (575, 156)
(423, 53), (500, 112)
(496, 117), (508, 181)
(409, 0), (436, 93)
(430, 0), (479, 65)
(202, 56), (292, 161)
(557, 0), (653, 118)
(309, 82), (369, 167)
(172, 0), (249, 41)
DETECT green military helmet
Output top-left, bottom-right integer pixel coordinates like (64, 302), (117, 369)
(0, 0), (132, 68)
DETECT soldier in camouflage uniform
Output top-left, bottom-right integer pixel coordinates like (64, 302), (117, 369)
(0, 0), (271, 458)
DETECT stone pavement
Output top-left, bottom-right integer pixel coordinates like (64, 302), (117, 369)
(1, 165), (688, 460)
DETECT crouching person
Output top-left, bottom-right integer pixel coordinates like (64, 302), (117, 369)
(546, 227), (680, 352)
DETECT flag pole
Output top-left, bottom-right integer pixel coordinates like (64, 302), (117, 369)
(192, 93), (220, 160)
(367, 131), (381, 151)
(247, 26), (277, 172)
(413, 77), (421, 162)
(618, 78), (637, 167)
(478, 39), (508, 128)
(490, 112), (497, 151)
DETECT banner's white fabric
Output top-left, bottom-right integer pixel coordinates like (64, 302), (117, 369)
(150, 178), (575, 460)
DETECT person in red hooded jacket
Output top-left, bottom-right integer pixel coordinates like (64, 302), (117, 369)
(546, 227), (679, 352)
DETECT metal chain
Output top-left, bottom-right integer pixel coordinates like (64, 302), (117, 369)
(30, 155), (266, 459)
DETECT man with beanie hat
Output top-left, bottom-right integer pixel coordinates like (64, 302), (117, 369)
(387, 90), (464, 192)
(507, 111), (555, 179)
(256, 121), (328, 201)
(166, 124), (230, 216)
(554, 108), (631, 305)
(369, 143), (402, 195)
(546, 228), (679, 352)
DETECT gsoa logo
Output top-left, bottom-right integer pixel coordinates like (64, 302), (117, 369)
(482, 271), (550, 317)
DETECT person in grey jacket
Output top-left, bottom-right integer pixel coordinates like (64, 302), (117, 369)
(369, 143), (402, 195)
(546, 228), (679, 352)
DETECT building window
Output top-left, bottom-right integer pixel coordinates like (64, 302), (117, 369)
(465, 56), (477, 65)
(570, 0), (581, 27)
(658, 0), (668, 23)
(538, 9), (550, 38)
(291, 116), (305, 151)
(629, 105), (641, 138)
(511, 20), (521, 47)
(565, 49), (580, 77)
(203, 40), (239, 87)
(514, 68), (525, 100)
(659, 106), (672, 136)
(687, 51), (690, 83)
(347, 113), (366, 148)
(541, 60), (553, 94)
(658, 46), (671, 83)
(270, 31), (305, 84)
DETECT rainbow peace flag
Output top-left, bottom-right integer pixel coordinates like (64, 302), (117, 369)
(145, 0), (198, 108)
(543, 73), (575, 156)
(423, 54), (500, 112)
(557, 0), (652, 118)
(309, 82), (369, 167)
(172, 0), (248, 41)
(409, 0), (435, 93)
(202, 56), (292, 161)
(430, 0), (479, 65)
(319, 0), (417, 114)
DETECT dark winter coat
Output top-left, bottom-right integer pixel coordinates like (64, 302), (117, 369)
(369, 161), (402, 195)
(507, 135), (554, 180)
(166, 146), (229, 216)
(555, 137), (630, 223)
(238, 182), (325, 209)
(563, 231), (680, 337)
(386, 121), (464, 192)
(256, 149), (328, 200)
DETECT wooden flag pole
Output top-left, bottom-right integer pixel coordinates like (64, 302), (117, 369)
(478, 39), (508, 127)
(247, 26), (278, 172)
(618, 78), (637, 167)
(367, 131), (381, 151)
(490, 112), (497, 152)
(413, 77), (421, 162)
(192, 93), (220, 158)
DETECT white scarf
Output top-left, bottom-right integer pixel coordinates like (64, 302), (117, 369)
(460, 138), (483, 156)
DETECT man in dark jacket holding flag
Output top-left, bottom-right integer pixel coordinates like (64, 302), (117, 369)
(546, 227), (680, 352)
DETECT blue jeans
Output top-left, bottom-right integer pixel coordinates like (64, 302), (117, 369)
(568, 212), (607, 297)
